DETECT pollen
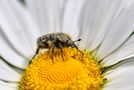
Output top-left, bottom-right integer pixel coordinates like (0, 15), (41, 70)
(20, 48), (104, 90)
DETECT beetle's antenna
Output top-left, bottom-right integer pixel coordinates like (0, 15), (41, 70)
(73, 39), (81, 42)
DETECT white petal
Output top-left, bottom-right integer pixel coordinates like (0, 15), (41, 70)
(103, 58), (134, 90)
(0, 36), (29, 69)
(0, 58), (21, 82)
(26, 0), (65, 33)
(62, 0), (86, 40)
(96, 0), (134, 59)
(101, 34), (134, 67)
(78, 0), (125, 50)
(0, 80), (18, 90)
(0, 0), (40, 58)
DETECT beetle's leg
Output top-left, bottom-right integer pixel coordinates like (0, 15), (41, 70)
(73, 45), (84, 61)
(52, 46), (56, 56)
(58, 43), (64, 61)
(32, 46), (40, 59)
(73, 44), (84, 55)
(29, 46), (40, 64)
(51, 46), (56, 63)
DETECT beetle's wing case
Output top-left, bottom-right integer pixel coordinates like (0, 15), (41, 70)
(56, 33), (72, 42)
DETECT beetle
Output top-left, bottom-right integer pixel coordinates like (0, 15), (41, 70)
(33, 33), (83, 62)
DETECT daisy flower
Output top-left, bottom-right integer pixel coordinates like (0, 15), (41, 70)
(0, 0), (134, 90)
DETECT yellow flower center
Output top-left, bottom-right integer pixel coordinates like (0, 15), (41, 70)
(20, 48), (104, 90)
